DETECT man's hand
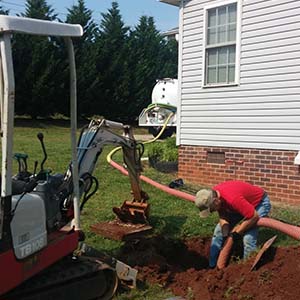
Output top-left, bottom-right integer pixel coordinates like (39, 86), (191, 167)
(221, 235), (229, 248)
(229, 231), (242, 242)
(220, 220), (230, 248)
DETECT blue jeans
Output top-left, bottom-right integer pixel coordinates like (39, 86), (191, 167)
(209, 194), (271, 268)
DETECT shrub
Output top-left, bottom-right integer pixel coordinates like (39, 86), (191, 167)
(147, 137), (178, 162)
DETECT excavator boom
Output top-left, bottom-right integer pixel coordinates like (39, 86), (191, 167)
(75, 119), (150, 224)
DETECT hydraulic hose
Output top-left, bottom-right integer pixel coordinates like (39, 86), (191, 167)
(217, 217), (300, 269)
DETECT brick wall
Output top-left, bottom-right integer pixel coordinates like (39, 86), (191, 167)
(178, 145), (300, 205)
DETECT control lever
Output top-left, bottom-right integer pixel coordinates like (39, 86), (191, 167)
(33, 160), (38, 175)
(23, 175), (40, 193)
(37, 132), (47, 171)
(13, 153), (28, 173)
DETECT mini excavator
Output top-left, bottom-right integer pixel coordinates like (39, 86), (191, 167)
(0, 15), (149, 300)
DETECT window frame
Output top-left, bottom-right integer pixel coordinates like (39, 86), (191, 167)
(202, 0), (241, 88)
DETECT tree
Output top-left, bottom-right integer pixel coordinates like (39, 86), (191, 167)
(0, 0), (9, 15)
(160, 37), (178, 78)
(10, 0), (178, 121)
(66, 0), (99, 117)
(127, 16), (165, 119)
(22, 0), (56, 20)
(93, 1), (131, 121)
(66, 0), (97, 44)
(13, 0), (61, 118)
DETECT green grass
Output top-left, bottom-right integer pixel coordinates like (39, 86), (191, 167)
(10, 121), (300, 299)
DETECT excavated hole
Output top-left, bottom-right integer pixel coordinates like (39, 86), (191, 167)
(118, 235), (210, 271)
(117, 236), (211, 297)
(116, 236), (300, 300)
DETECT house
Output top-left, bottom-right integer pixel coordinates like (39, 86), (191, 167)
(160, 0), (300, 205)
(162, 27), (179, 41)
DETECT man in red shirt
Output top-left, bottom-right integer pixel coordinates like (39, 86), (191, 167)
(195, 180), (271, 268)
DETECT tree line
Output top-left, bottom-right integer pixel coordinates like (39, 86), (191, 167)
(0, 0), (178, 122)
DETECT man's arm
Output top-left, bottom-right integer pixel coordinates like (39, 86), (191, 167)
(219, 217), (230, 238)
(232, 210), (259, 235)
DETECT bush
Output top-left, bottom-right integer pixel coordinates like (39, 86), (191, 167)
(147, 137), (178, 162)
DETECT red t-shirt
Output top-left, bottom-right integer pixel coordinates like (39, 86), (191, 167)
(213, 180), (264, 219)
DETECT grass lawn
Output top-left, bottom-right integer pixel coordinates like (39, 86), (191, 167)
(11, 120), (300, 300)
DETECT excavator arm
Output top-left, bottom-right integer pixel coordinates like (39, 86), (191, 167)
(65, 119), (149, 224)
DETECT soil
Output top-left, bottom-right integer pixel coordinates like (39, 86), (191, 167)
(91, 220), (152, 240)
(117, 235), (300, 300)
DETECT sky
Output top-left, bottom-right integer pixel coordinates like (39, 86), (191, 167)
(1, 0), (179, 32)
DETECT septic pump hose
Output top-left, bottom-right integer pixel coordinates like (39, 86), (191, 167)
(106, 112), (175, 164)
(105, 112), (197, 203)
(216, 217), (300, 269)
(109, 150), (300, 268)
(106, 116), (300, 269)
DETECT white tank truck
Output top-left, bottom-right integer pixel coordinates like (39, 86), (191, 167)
(138, 78), (178, 139)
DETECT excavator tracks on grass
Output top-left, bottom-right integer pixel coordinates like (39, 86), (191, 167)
(3, 255), (118, 300)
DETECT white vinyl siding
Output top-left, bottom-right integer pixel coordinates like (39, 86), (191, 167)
(178, 0), (300, 151)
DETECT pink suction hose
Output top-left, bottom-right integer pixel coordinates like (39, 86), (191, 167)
(217, 217), (300, 269)
(109, 159), (300, 269)
(109, 160), (195, 202)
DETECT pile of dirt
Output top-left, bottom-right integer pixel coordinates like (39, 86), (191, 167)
(118, 236), (300, 300)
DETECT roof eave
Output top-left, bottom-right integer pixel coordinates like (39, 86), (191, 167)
(159, 0), (180, 7)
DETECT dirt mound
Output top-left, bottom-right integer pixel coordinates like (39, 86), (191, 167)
(118, 236), (300, 300)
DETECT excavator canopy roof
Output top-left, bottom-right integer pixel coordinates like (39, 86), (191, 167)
(0, 15), (83, 37)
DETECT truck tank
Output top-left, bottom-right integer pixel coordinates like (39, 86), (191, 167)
(138, 78), (178, 139)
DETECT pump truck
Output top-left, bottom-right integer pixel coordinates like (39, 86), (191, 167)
(0, 15), (149, 299)
(138, 78), (178, 139)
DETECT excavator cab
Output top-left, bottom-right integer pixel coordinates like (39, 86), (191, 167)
(0, 16), (85, 298)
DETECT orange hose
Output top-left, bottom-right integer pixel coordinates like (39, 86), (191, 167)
(109, 159), (300, 270)
(109, 160), (195, 202)
(217, 217), (300, 269)
(216, 236), (234, 269)
(257, 218), (300, 240)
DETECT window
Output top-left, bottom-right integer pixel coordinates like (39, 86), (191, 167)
(204, 2), (238, 86)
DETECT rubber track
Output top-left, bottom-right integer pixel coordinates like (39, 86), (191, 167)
(3, 256), (118, 300)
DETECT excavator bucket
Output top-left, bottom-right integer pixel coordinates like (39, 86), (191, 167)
(112, 189), (150, 224)
(113, 200), (150, 224)
(91, 199), (151, 241)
